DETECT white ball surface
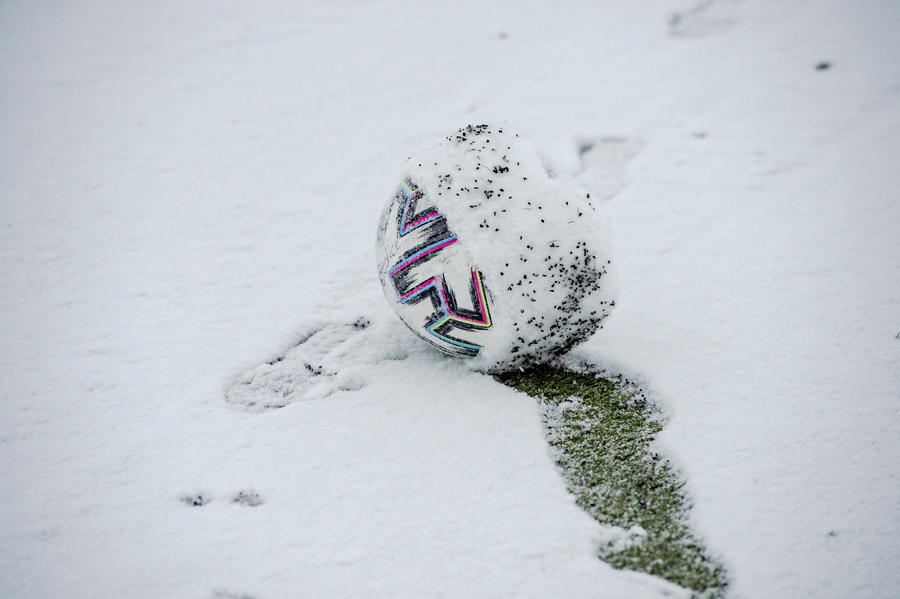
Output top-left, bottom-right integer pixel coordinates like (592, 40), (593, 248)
(375, 124), (618, 372)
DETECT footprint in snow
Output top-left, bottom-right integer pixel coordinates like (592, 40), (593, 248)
(574, 136), (643, 202)
(224, 317), (410, 413)
(669, 0), (743, 38)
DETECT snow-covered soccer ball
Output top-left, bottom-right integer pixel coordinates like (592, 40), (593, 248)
(375, 124), (619, 372)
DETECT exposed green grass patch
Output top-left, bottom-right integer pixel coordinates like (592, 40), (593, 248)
(496, 365), (727, 598)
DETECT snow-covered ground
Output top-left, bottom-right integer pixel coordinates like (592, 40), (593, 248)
(1, 0), (898, 597)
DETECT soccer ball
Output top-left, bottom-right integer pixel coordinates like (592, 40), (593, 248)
(375, 124), (618, 371)
(375, 178), (493, 358)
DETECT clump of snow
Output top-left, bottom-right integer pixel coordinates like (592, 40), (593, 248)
(393, 124), (619, 372)
(180, 493), (212, 507)
(232, 489), (263, 507)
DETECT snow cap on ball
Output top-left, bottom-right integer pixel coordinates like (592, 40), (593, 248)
(376, 123), (618, 373)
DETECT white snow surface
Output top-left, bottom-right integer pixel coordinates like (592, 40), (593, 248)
(1, 1), (899, 598)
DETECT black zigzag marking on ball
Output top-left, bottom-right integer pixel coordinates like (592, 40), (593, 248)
(406, 274), (487, 357)
(397, 179), (441, 237)
(394, 218), (452, 265)
(441, 273), (488, 326)
(390, 220), (454, 297)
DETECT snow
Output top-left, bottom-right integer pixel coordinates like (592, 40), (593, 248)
(1, 0), (899, 598)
